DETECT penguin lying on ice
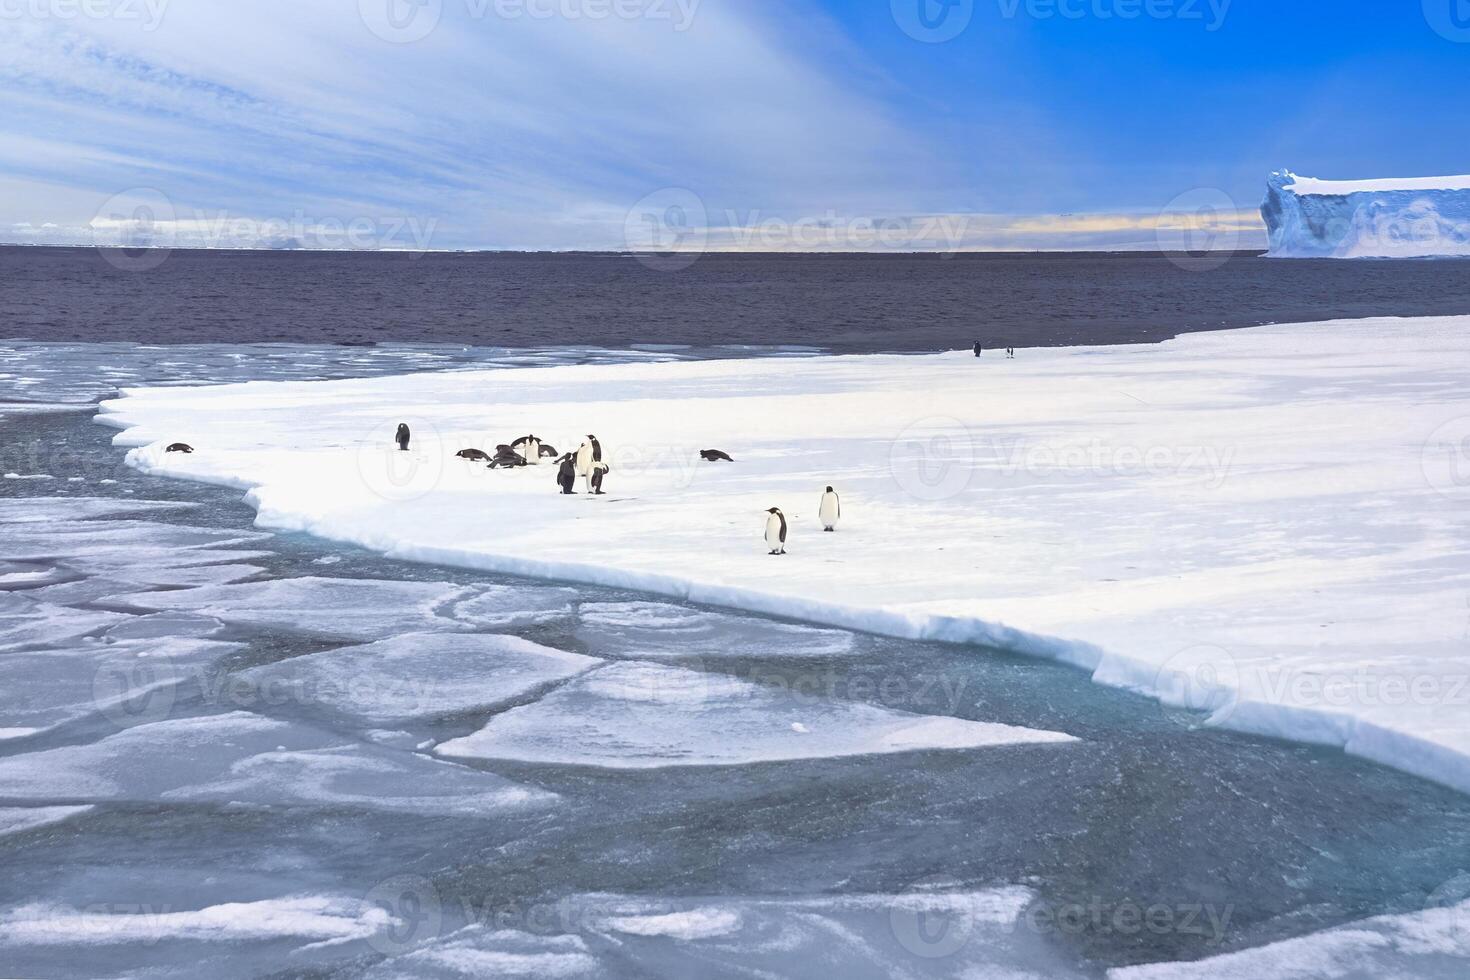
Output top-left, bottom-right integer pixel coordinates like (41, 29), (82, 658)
(764, 507), (787, 555)
(455, 449), (491, 462)
(488, 445), (527, 469)
(165, 443), (194, 454)
(700, 449), (734, 462)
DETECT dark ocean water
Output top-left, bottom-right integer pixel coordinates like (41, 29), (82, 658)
(5, 246), (1470, 352)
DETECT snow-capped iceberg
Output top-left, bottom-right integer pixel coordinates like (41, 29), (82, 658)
(1262, 169), (1470, 258)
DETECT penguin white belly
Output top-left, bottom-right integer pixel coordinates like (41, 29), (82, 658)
(819, 494), (840, 529)
(522, 438), (540, 465)
(575, 444), (592, 477)
(764, 515), (784, 552)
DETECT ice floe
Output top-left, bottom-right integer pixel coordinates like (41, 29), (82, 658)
(0, 592), (129, 651)
(360, 887), (1084, 979)
(99, 316), (1470, 793)
(574, 600), (856, 660)
(235, 632), (600, 726)
(0, 636), (243, 737)
(436, 661), (1075, 767)
(0, 712), (551, 813)
(1110, 893), (1470, 979)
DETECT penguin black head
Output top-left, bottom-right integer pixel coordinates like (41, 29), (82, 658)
(766, 507), (781, 514)
(825, 486), (834, 493)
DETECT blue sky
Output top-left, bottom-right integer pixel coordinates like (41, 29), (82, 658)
(2, 0), (1467, 251)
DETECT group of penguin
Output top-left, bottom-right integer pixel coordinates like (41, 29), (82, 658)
(764, 486), (841, 556)
(393, 424), (609, 495)
(395, 423), (837, 554)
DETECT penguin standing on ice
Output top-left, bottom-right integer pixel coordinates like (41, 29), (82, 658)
(512, 434), (542, 465)
(819, 486), (840, 532)
(575, 435), (603, 492)
(589, 461), (609, 495)
(764, 507), (787, 555)
(972, 341), (982, 358)
(556, 453), (577, 494)
(395, 423), (411, 451)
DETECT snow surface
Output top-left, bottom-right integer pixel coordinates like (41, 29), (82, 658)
(99, 316), (1470, 793)
(1262, 170), (1470, 258)
(436, 660), (1075, 767)
(0, 806), (92, 840)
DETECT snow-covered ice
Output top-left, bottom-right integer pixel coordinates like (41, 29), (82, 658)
(1109, 893), (1470, 979)
(235, 632), (600, 726)
(574, 600), (856, 660)
(0, 592), (129, 651)
(436, 660), (1075, 767)
(0, 712), (551, 813)
(1263, 170), (1470, 258)
(98, 315), (1470, 793)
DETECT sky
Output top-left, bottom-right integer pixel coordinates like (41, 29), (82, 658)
(1, 0), (1467, 252)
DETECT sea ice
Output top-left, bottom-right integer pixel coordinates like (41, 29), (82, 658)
(1110, 894), (1470, 979)
(0, 636), (243, 737)
(0, 712), (552, 813)
(436, 660), (1075, 767)
(574, 600), (855, 660)
(0, 498), (195, 524)
(97, 316), (1470, 793)
(101, 577), (484, 641)
(361, 888), (1084, 979)
(0, 592), (129, 651)
(235, 632), (600, 726)
(0, 806), (92, 840)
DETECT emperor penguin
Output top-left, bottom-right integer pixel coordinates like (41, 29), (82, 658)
(764, 507), (787, 555)
(556, 453), (577, 494)
(512, 434), (542, 465)
(575, 435), (603, 491)
(395, 423), (411, 451)
(819, 486), (840, 531)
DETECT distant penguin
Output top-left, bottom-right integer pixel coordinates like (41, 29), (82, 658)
(512, 434), (542, 465)
(165, 443), (194, 454)
(700, 449), (734, 462)
(576, 435), (603, 491)
(764, 507), (787, 555)
(455, 449), (491, 462)
(395, 423), (411, 451)
(1007, 346), (1015, 359)
(556, 453), (577, 494)
(819, 486), (840, 532)
(973, 341), (982, 358)
(589, 461), (609, 495)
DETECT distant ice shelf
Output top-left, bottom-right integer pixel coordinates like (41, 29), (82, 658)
(1262, 169), (1470, 258)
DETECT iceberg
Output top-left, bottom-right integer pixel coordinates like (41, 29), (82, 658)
(1262, 169), (1470, 258)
